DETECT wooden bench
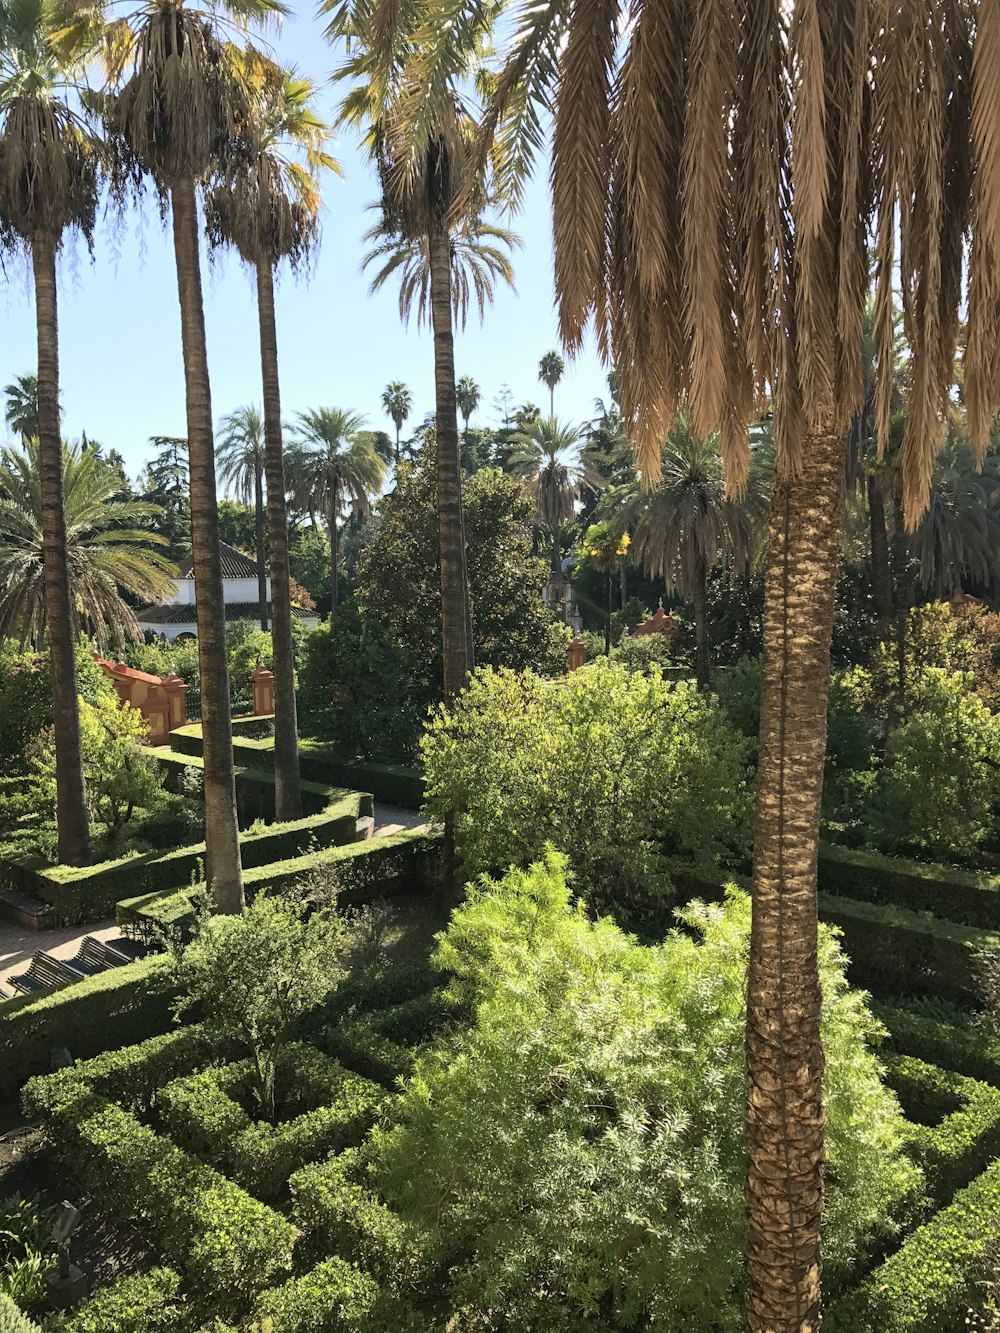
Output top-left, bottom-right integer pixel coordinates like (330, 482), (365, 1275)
(8, 952), (85, 995)
(63, 936), (132, 976)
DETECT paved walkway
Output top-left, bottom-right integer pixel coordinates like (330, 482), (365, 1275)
(0, 812), (429, 992)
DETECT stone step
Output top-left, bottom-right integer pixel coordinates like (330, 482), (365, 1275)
(0, 886), (53, 931)
(355, 816), (375, 842)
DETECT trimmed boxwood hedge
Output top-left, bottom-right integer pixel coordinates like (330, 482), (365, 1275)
(59, 1268), (184, 1332)
(169, 725), (425, 810)
(248, 1256), (379, 1332)
(156, 750), (341, 822)
(0, 954), (175, 1099)
(876, 1004), (1000, 1087)
(825, 1157), (1000, 1333)
(2, 790), (370, 925)
(819, 844), (1000, 932)
(117, 828), (444, 943)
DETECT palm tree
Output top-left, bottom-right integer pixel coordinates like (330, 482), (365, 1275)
(389, 4), (997, 1326)
(910, 437), (1000, 598)
(216, 405), (267, 630)
(0, 439), (177, 647)
(582, 521), (628, 654)
(623, 417), (768, 689)
(455, 375), (480, 454)
(508, 416), (594, 588)
(381, 381), (412, 462)
(538, 350), (564, 418)
(4, 373), (47, 439)
(349, 91), (519, 699)
(204, 68), (333, 825)
(0, 0), (102, 866)
(78, 0), (286, 912)
(287, 408), (385, 618)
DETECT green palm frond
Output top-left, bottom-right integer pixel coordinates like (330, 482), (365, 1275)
(216, 404), (264, 505)
(507, 416), (597, 535)
(287, 408), (387, 522)
(0, 437), (177, 647)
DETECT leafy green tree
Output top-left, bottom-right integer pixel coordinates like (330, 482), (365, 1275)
(216, 405), (268, 630)
(508, 416), (597, 586)
(287, 409), (386, 619)
(289, 529), (330, 607)
(422, 658), (751, 908)
(0, 439), (177, 648)
(140, 436), (191, 561)
(354, 458), (568, 720)
(171, 894), (345, 1119)
(375, 852), (917, 1333)
(537, 349), (564, 418)
(381, 382), (412, 463)
(216, 499), (257, 553)
(0, 0), (105, 865)
(624, 417), (769, 689)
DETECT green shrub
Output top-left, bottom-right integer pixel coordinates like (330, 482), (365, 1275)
(36, 1097), (294, 1316)
(371, 851), (919, 1331)
(819, 844), (1000, 931)
(0, 643), (110, 775)
(0, 1194), (55, 1315)
(876, 1004), (1000, 1087)
(58, 1269), (184, 1332)
(0, 955), (175, 1100)
(0, 1296), (40, 1333)
(422, 661), (752, 908)
(323, 1019), (415, 1089)
(825, 1158), (1000, 1333)
(247, 1257), (379, 1333)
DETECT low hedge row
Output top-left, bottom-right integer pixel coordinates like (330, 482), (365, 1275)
(884, 1053), (1000, 1205)
(0, 954), (175, 1099)
(324, 958), (439, 1025)
(247, 1256), (379, 1333)
(30, 1092), (294, 1317)
(159, 1050), (384, 1200)
(0, 1296), (39, 1333)
(156, 751), (340, 822)
(169, 725), (425, 810)
(819, 843), (1000, 932)
(0, 791), (370, 926)
(57, 1268), (184, 1332)
(118, 829), (444, 943)
(877, 1004), (1000, 1086)
(323, 1018), (415, 1089)
(825, 1157), (1000, 1333)
(291, 1149), (437, 1291)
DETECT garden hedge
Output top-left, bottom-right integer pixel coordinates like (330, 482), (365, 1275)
(0, 954), (175, 1099)
(117, 828), (444, 943)
(169, 724), (425, 810)
(58, 1268), (184, 1333)
(156, 750), (341, 822)
(876, 1004), (1000, 1086)
(825, 1157), (1000, 1333)
(0, 1296), (40, 1333)
(30, 1093), (295, 1317)
(247, 1256), (379, 1332)
(2, 790), (371, 925)
(819, 843), (1000, 931)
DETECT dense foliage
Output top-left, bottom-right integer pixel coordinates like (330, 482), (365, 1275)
(422, 659), (752, 907)
(373, 851), (919, 1332)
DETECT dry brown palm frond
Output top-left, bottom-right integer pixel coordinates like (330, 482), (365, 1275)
(550, 0), (618, 353)
(0, 98), (101, 243)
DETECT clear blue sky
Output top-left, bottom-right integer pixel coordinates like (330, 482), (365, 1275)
(0, 5), (609, 484)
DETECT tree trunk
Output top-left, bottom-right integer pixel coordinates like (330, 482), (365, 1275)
(429, 220), (471, 701)
(254, 457), (268, 631)
(619, 561), (627, 610)
(329, 482), (339, 620)
(395, 423), (401, 463)
(549, 384), (555, 418)
(551, 523), (562, 582)
(32, 231), (91, 867)
(890, 496), (912, 725)
(604, 574), (612, 654)
(867, 475), (894, 626)
(170, 178), (244, 914)
(692, 562), (710, 691)
(745, 420), (845, 1333)
(256, 256), (302, 821)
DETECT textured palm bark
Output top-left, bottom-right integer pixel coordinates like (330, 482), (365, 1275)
(256, 257), (302, 821)
(867, 476), (894, 626)
(329, 481), (339, 620)
(170, 179), (244, 913)
(32, 231), (91, 866)
(693, 561), (710, 691)
(745, 422), (845, 1333)
(254, 457), (268, 630)
(428, 220), (471, 701)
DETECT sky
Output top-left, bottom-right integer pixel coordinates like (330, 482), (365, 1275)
(0, 6), (610, 484)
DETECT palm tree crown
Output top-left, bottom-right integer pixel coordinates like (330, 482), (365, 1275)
(216, 405), (264, 505)
(508, 416), (594, 537)
(456, 376), (481, 429)
(0, 438), (177, 647)
(538, 349), (564, 417)
(382, 382), (412, 438)
(289, 409), (385, 518)
(910, 437), (1000, 599)
(363, 216), (520, 329)
(4, 373), (44, 439)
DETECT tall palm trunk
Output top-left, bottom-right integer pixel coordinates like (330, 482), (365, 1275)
(394, 423), (401, 463)
(692, 559), (710, 691)
(254, 456), (268, 630)
(328, 479), (340, 619)
(550, 522), (562, 582)
(890, 496), (912, 725)
(867, 475), (894, 627)
(428, 220), (471, 700)
(32, 230), (90, 866)
(256, 255), (302, 821)
(619, 561), (627, 610)
(745, 421), (845, 1333)
(170, 178), (243, 914)
(603, 573), (612, 654)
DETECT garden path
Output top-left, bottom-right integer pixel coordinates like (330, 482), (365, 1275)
(373, 803), (430, 836)
(0, 921), (127, 993)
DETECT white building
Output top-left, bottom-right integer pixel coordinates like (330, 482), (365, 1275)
(136, 542), (318, 642)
